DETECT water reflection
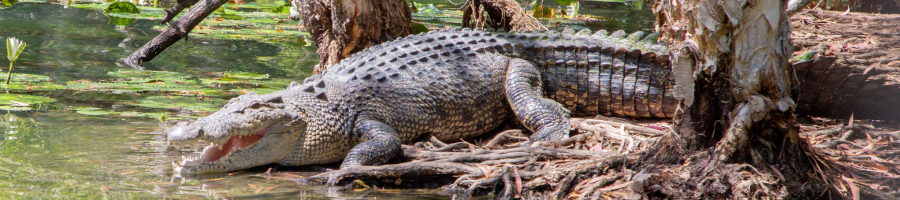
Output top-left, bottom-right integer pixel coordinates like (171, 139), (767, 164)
(0, 3), (315, 82)
(0, 111), (461, 199)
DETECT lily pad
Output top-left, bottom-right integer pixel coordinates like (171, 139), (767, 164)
(108, 70), (192, 81)
(73, 107), (112, 116)
(127, 96), (227, 112)
(0, 106), (32, 111)
(117, 111), (167, 118)
(0, 82), (65, 91)
(227, 87), (283, 95)
(0, 94), (56, 105)
(223, 71), (270, 80)
(66, 82), (160, 93)
(5, 73), (51, 83)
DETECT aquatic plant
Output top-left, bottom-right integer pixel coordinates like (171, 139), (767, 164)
(6, 37), (25, 84)
(411, 22), (429, 34)
(0, 0), (16, 8)
(105, 2), (140, 14)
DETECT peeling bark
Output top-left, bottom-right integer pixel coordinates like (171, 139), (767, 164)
(648, 0), (841, 198)
(296, 0), (412, 74)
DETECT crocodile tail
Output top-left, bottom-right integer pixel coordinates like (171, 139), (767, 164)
(795, 57), (900, 121)
(519, 30), (676, 118)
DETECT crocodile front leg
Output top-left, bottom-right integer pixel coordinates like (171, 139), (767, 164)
(340, 120), (402, 169)
(505, 58), (572, 142)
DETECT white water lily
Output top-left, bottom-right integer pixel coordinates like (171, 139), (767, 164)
(6, 37), (26, 84)
(7, 37), (25, 62)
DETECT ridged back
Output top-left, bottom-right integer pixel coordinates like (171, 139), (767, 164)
(328, 28), (679, 118)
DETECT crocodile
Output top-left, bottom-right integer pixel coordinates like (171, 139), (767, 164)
(164, 28), (896, 174)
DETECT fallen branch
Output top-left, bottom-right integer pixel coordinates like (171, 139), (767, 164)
(160, 0), (200, 25)
(124, 0), (230, 66)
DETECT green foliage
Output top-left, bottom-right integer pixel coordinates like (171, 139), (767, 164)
(269, 4), (291, 14)
(552, 0), (578, 6)
(411, 22), (429, 34)
(532, 5), (554, 18)
(793, 51), (820, 63)
(105, 2), (140, 14)
(630, 0), (643, 10)
(1, 0), (16, 7)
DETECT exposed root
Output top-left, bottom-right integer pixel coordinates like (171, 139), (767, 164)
(301, 116), (665, 198)
(292, 114), (900, 199)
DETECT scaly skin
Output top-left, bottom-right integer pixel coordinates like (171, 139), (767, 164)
(165, 28), (672, 174)
(164, 28), (891, 174)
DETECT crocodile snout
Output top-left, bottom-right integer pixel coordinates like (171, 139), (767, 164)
(165, 121), (201, 142)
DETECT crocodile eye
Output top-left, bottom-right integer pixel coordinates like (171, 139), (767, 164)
(249, 102), (262, 109)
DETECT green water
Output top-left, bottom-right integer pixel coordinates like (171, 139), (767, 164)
(0, 1), (654, 198)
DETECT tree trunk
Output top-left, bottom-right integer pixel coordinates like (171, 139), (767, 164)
(295, 0), (412, 74)
(649, 0), (840, 198)
(462, 0), (547, 32)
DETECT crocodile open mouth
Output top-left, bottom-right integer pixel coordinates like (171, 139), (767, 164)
(181, 126), (269, 167)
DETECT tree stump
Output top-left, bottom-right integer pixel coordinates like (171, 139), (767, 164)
(295, 0), (412, 74)
(646, 0), (842, 198)
(462, 0), (547, 32)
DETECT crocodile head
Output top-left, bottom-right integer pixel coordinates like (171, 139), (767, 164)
(165, 89), (307, 174)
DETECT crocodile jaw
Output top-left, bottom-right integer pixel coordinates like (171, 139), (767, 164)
(164, 90), (307, 174)
(170, 120), (305, 174)
(180, 126), (269, 168)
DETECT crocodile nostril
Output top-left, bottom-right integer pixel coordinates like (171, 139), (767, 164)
(268, 97), (283, 104)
